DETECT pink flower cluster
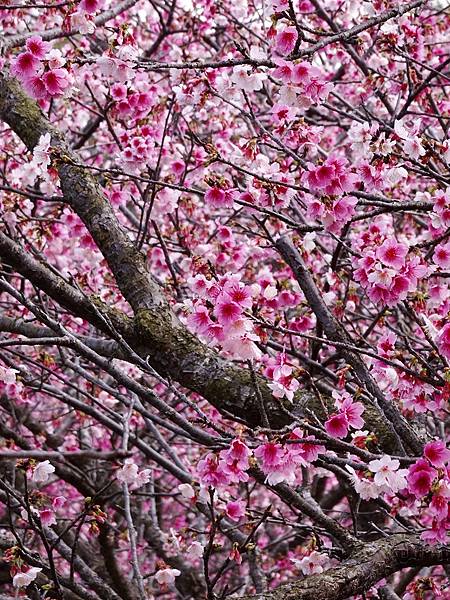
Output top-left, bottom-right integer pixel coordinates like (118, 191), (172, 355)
(304, 193), (357, 233)
(346, 455), (408, 500)
(205, 185), (237, 209)
(255, 429), (325, 486)
(273, 59), (332, 108)
(437, 323), (450, 359)
(324, 391), (365, 439)
(353, 232), (427, 306)
(10, 36), (70, 101)
(111, 83), (154, 121)
(197, 438), (250, 488)
(119, 127), (156, 174)
(303, 156), (359, 196)
(264, 353), (300, 403)
(432, 188), (450, 229)
(186, 273), (261, 360)
(274, 26), (298, 56)
(408, 441), (450, 544)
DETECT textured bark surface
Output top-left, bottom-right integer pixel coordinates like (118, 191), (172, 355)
(239, 534), (450, 600)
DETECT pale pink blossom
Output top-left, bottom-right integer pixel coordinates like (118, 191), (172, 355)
(154, 568), (181, 586)
(291, 551), (329, 575)
(0, 366), (18, 384)
(368, 455), (407, 492)
(178, 483), (196, 500)
(32, 460), (55, 483)
(230, 65), (266, 92)
(116, 459), (151, 488)
(187, 541), (204, 558)
(13, 567), (42, 588)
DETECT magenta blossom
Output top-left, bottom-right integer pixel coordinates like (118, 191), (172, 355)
(437, 323), (450, 359)
(10, 52), (41, 78)
(205, 187), (235, 208)
(424, 440), (450, 468)
(325, 413), (349, 438)
(275, 26), (298, 55)
(407, 459), (437, 497)
(376, 238), (408, 269)
(25, 36), (51, 59)
(340, 397), (365, 429)
(197, 453), (230, 488)
(42, 69), (70, 96)
(225, 500), (246, 521)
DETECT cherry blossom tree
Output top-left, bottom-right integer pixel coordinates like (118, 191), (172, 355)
(0, 0), (449, 598)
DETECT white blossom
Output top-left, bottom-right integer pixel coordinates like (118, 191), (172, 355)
(13, 567), (42, 588)
(33, 460), (55, 484)
(154, 568), (181, 586)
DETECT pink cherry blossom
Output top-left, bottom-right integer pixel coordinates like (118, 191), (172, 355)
(10, 51), (41, 78)
(178, 483), (196, 500)
(254, 442), (284, 471)
(226, 500), (246, 521)
(116, 460), (151, 489)
(424, 440), (450, 468)
(275, 26), (298, 55)
(368, 455), (407, 492)
(230, 65), (266, 92)
(205, 187), (235, 208)
(42, 68), (70, 96)
(433, 242), (450, 268)
(222, 439), (251, 470)
(437, 323), (450, 359)
(376, 238), (408, 269)
(25, 36), (50, 59)
(339, 397), (365, 429)
(407, 459), (437, 497)
(39, 508), (57, 526)
(291, 551), (329, 575)
(1, 1), (450, 596)
(79, 0), (105, 14)
(22, 74), (48, 100)
(187, 541), (204, 558)
(0, 365), (18, 384)
(197, 453), (230, 488)
(213, 295), (242, 325)
(325, 413), (349, 438)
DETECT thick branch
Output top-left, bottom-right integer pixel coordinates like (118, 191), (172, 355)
(0, 73), (311, 431)
(240, 534), (450, 600)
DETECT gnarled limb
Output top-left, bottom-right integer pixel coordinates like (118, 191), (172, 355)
(239, 534), (450, 600)
(0, 73), (306, 429)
